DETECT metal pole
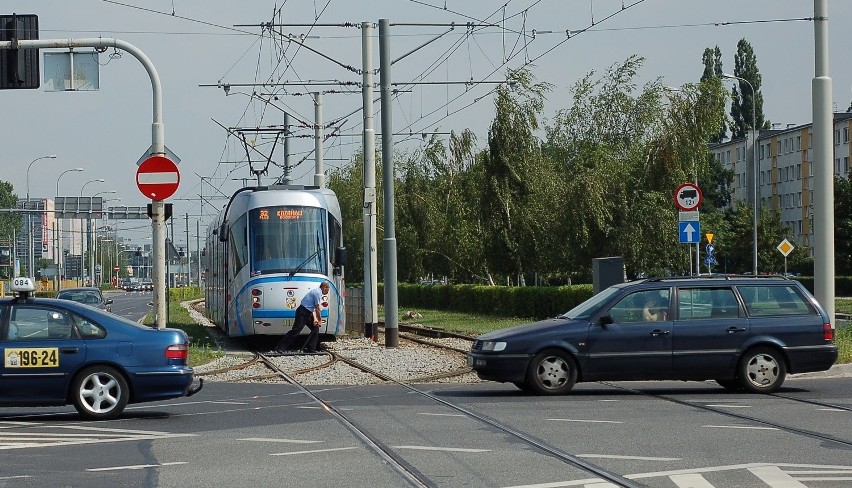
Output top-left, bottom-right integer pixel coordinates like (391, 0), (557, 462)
(813, 0), (835, 325)
(362, 22), (379, 338)
(314, 92), (325, 188)
(26, 154), (56, 279)
(0, 37), (167, 327)
(282, 112), (291, 185)
(379, 19), (399, 347)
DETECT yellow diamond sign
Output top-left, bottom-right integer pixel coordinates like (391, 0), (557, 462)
(777, 239), (795, 257)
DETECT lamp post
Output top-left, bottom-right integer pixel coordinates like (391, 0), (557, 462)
(90, 190), (115, 286)
(78, 179), (104, 285)
(55, 167), (83, 290)
(25, 154), (57, 278)
(723, 73), (758, 275)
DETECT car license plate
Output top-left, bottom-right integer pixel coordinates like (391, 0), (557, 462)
(4, 348), (59, 368)
(466, 354), (474, 367)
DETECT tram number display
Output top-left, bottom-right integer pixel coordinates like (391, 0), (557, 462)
(256, 209), (304, 220)
(4, 348), (60, 368)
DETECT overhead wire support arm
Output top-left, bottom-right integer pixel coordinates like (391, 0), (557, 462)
(392, 25), (456, 66)
(267, 27), (361, 74)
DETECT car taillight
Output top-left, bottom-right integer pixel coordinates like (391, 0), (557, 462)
(251, 288), (262, 308)
(166, 344), (188, 360)
(824, 323), (834, 341)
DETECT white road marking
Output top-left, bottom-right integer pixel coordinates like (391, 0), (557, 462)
(669, 473), (714, 487)
(816, 407), (845, 412)
(0, 425), (195, 450)
(418, 412), (465, 417)
(239, 437), (323, 444)
(579, 454), (680, 461)
(704, 404), (750, 408)
(393, 445), (491, 453)
(547, 419), (623, 424)
(702, 425), (778, 431)
(501, 478), (607, 487)
(270, 446), (359, 456)
(748, 465), (808, 487)
(87, 462), (187, 472)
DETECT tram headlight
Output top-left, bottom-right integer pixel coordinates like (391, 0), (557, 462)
(480, 341), (506, 352)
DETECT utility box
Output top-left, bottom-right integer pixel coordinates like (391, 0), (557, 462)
(592, 256), (625, 294)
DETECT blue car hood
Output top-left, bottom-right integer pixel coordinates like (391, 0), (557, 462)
(478, 317), (573, 341)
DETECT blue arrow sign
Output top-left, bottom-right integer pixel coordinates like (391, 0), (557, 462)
(704, 255), (717, 266)
(706, 244), (715, 255)
(679, 221), (701, 243)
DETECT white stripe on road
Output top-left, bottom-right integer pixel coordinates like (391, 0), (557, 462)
(418, 412), (465, 417)
(240, 437), (322, 444)
(87, 462), (187, 472)
(547, 419), (623, 424)
(669, 473), (714, 487)
(748, 465), (808, 487)
(394, 445), (490, 453)
(270, 446), (359, 456)
(579, 454), (680, 461)
(702, 425), (778, 431)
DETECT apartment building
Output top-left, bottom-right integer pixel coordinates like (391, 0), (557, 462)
(709, 112), (852, 252)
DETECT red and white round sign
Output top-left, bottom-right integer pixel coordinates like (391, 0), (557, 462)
(136, 155), (180, 200)
(674, 183), (703, 211)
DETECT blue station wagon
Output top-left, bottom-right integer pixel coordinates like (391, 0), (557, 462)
(1, 278), (202, 420)
(468, 276), (838, 394)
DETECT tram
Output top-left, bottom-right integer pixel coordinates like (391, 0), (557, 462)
(203, 185), (346, 339)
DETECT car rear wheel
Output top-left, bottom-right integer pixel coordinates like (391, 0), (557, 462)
(737, 347), (786, 393)
(71, 366), (130, 420)
(526, 349), (577, 395)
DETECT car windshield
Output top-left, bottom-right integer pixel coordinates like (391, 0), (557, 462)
(557, 286), (621, 320)
(57, 291), (101, 304)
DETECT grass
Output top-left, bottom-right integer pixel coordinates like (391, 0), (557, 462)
(144, 293), (224, 368)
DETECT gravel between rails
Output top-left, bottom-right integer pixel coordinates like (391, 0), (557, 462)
(184, 300), (486, 385)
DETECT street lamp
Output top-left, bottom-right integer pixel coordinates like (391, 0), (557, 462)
(723, 73), (758, 275)
(25, 154), (56, 278)
(78, 179), (104, 285)
(54, 166), (83, 290)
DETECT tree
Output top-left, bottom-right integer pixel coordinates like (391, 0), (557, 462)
(0, 180), (19, 279)
(730, 39), (769, 140)
(479, 68), (552, 284)
(835, 176), (852, 274)
(701, 46), (727, 142)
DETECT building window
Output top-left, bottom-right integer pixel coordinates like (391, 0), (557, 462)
(844, 127), (849, 143)
(736, 147), (741, 161)
(796, 135), (801, 151)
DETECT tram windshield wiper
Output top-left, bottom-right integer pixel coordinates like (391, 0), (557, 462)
(289, 232), (323, 277)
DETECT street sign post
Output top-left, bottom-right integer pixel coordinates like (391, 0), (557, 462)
(777, 239), (795, 277)
(136, 155), (180, 200)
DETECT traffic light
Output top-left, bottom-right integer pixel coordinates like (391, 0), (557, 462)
(0, 14), (39, 90)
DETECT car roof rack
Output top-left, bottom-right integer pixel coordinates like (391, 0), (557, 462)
(643, 274), (791, 282)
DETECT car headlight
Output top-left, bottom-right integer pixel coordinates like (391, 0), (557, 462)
(481, 341), (507, 352)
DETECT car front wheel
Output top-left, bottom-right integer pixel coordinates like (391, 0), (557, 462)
(526, 349), (577, 395)
(738, 347), (786, 393)
(71, 366), (130, 420)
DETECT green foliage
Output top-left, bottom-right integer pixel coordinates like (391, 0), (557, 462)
(730, 38), (768, 139)
(394, 283), (594, 320)
(836, 177), (852, 275)
(0, 181), (21, 249)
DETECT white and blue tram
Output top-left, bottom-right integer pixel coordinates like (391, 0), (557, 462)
(204, 185), (347, 339)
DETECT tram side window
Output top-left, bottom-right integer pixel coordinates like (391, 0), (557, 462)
(229, 214), (248, 275)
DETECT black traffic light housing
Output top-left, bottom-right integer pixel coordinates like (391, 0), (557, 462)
(0, 13), (39, 90)
(146, 203), (173, 221)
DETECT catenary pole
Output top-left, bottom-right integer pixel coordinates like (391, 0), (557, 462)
(813, 0), (835, 326)
(362, 22), (379, 339)
(379, 19), (399, 347)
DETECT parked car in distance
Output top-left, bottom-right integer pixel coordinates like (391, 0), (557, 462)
(1, 277), (203, 420)
(468, 275), (838, 395)
(56, 287), (113, 313)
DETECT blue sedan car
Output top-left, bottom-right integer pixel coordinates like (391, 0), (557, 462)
(1, 278), (202, 420)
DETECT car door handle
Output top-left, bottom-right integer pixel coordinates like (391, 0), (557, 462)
(650, 329), (670, 336)
(60, 348), (79, 354)
(726, 327), (747, 334)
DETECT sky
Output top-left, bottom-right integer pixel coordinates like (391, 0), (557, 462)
(3, 0), (852, 246)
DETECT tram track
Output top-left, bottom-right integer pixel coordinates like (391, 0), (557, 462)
(600, 381), (852, 449)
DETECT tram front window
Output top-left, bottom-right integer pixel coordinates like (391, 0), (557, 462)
(250, 206), (327, 275)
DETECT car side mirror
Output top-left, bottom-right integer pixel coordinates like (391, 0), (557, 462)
(599, 315), (614, 327)
(333, 247), (347, 268)
(217, 222), (229, 242)
(105, 298), (113, 305)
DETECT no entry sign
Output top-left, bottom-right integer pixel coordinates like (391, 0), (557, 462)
(136, 155), (180, 200)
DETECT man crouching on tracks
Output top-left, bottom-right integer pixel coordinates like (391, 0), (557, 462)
(273, 281), (330, 354)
